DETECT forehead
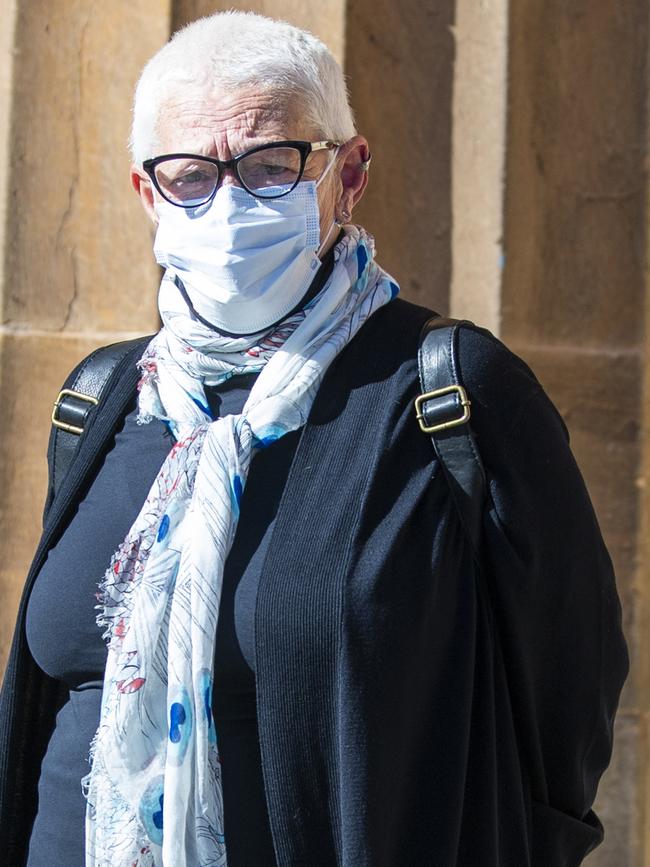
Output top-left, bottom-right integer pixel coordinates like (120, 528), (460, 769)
(155, 86), (315, 156)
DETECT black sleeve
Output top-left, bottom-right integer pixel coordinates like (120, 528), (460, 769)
(458, 326), (629, 863)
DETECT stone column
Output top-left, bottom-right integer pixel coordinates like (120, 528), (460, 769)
(634, 26), (650, 861)
(0, 1), (171, 664)
(449, 0), (508, 334)
(638, 226), (650, 867)
(344, 0), (454, 314)
(502, 3), (648, 864)
(0, 2), (646, 863)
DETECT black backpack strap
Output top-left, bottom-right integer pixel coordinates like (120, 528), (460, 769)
(47, 337), (149, 506)
(416, 316), (487, 556)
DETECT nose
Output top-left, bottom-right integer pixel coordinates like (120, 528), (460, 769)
(219, 167), (241, 189)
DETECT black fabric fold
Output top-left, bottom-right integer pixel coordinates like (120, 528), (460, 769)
(0, 299), (627, 866)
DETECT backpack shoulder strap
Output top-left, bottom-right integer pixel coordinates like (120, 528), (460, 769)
(416, 316), (487, 556)
(47, 336), (150, 508)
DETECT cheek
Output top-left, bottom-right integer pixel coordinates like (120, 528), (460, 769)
(317, 177), (339, 238)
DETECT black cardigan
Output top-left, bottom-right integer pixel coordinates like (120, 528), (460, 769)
(0, 299), (628, 866)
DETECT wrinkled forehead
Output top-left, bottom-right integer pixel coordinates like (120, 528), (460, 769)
(154, 85), (317, 156)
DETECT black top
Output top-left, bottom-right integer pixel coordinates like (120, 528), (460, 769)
(0, 300), (628, 867)
(25, 374), (293, 866)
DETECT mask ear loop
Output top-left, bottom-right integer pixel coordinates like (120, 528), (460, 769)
(316, 219), (340, 258)
(315, 145), (345, 257)
(315, 145), (341, 189)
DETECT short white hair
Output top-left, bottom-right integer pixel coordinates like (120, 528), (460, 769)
(130, 11), (357, 165)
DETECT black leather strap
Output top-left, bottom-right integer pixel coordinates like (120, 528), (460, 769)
(417, 316), (486, 556)
(49, 338), (148, 504)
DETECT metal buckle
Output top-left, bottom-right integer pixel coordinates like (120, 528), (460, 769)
(415, 384), (471, 434)
(51, 388), (99, 435)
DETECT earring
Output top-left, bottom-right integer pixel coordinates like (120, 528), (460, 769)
(359, 154), (372, 171)
(336, 207), (351, 226)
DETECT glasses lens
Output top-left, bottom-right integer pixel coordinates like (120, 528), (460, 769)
(154, 157), (219, 206)
(238, 146), (303, 197)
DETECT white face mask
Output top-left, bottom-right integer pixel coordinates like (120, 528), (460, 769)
(153, 157), (339, 335)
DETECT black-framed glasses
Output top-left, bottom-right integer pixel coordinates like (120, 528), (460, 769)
(142, 140), (341, 207)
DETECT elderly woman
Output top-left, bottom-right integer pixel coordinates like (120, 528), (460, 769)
(0, 11), (627, 867)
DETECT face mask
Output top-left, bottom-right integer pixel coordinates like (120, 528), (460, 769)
(153, 156), (339, 335)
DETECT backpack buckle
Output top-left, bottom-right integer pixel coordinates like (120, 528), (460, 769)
(51, 388), (99, 435)
(415, 384), (471, 434)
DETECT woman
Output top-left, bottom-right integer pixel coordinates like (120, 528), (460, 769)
(0, 11), (628, 867)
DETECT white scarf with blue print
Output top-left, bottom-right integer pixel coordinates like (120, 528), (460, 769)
(83, 225), (398, 866)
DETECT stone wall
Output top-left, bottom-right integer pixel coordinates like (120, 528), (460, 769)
(0, 2), (646, 863)
(502, 6), (648, 864)
(0, 1), (167, 666)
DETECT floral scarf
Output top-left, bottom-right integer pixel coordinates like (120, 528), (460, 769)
(83, 225), (399, 866)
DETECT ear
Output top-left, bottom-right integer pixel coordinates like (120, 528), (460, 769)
(131, 165), (159, 225)
(337, 135), (371, 218)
